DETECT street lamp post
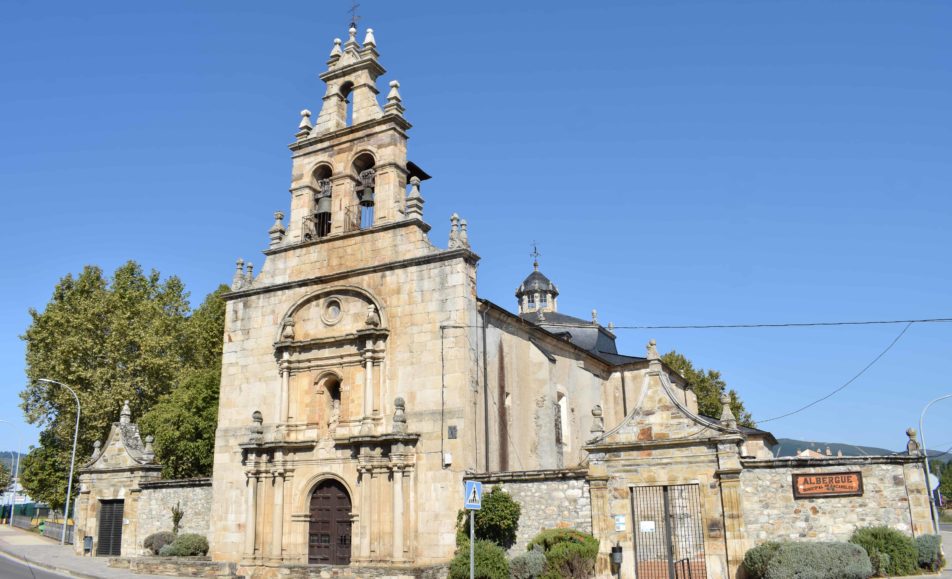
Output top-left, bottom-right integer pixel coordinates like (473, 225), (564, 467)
(919, 393), (952, 534)
(0, 420), (22, 526)
(37, 379), (81, 545)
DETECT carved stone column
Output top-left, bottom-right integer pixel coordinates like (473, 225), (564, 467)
(360, 340), (374, 434)
(391, 466), (405, 562)
(359, 467), (372, 561)
(279, 352), (290, 424)
(244, 470), (258, 558)
(271, 470), (285, 561)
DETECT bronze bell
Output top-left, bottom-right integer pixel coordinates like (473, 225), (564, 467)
(315, 194), (332, 214)
(358, 187), (375, 207)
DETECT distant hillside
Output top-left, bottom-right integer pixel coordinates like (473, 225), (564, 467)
(773, 438), (950, 463)
(0, 451), (26, 474)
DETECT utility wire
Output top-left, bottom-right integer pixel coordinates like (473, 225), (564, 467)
(758, 322), (914, 424)
(612, 317), (952, 330)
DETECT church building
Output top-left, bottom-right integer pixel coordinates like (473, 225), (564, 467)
(73, 22), (933, 579)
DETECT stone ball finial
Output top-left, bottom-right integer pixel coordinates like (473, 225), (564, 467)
(390, 80), (399, 88)
(719, 393), (730, 405)
(646, 339), (660, 361)
(300, 109), (311, 119)
(94, 440), (101, 450)
(330, 38), (343, 58)
(393, 397), (407, 434)
(395, 396), (406, 410)
(252, 410), (263, 424)
(907, 427), (917, 438)
(410, 176), (421, 186)
(364, 28), (376, 46)
(120, 400), (132, 424)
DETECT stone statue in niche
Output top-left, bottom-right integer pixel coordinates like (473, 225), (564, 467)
(365, 304), (380, 327)
(328, 399), (341, 431)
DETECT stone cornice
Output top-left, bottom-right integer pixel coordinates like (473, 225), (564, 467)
(263, 218), (431, 258)
(584, 434), (744, 454)
(468, 468), (588, 483)
(289, 114), (411, 153)
(742, 455), (920, 468)
(139, 478), (212, 490)
(225, 245), (479, 301)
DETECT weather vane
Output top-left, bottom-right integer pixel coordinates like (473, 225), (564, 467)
(348, 1), (361, 29)
(530, 241), (541, 269)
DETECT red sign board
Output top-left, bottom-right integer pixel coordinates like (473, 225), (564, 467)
(792, 472), (863, 499)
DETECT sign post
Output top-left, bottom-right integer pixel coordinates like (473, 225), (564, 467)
(464, 481), (483, 579)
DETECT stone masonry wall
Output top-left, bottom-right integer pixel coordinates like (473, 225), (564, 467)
(474, 470), (592, 553)
(137, 479), (213, 554)
(741, 457), (929, 545)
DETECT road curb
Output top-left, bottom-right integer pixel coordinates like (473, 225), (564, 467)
(0, 545), (103, 579)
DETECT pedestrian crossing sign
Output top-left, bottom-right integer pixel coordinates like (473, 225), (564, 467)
(464, 480), (482, 510)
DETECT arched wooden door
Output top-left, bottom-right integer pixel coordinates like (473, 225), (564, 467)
(308, 480), (352, 565)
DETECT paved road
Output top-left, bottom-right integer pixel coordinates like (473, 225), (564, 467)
(0, 552), (71, 579)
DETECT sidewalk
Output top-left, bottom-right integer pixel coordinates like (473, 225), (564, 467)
(0, 525), (185, 579)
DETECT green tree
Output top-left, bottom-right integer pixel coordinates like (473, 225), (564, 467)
(661, 350), (755, 427)
(0, 462), (10, 492)
(456, 486), (522, 549)
(19, 263), (226, 503)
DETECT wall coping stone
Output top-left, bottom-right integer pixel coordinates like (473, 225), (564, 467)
(139, 477), (212, 490)
(469, 468), (588, 483)
(742, 455), (921, 468)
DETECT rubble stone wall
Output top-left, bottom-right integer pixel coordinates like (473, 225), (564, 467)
(740, 456), (932, 545)
(137, 478), (213, 553)
(473, 470), (592, 553)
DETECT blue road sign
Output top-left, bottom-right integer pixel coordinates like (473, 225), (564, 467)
(464, 481), (482, 510)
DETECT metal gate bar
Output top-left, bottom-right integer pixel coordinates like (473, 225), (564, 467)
(630, 484), (707, 579)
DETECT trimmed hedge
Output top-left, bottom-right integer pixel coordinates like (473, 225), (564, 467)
(527, 529), (598, 579)
(849, 526), (918, 577)
(160, 533), (209, 557)
(916, 534), (944, 572)
(510, 545), (546, 579)
(143, 531), (175, 555)
(742, 541), (872, 579)
(449, 540), (509, 579)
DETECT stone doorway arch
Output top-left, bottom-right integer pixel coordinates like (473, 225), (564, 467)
(308, 479), (352, 565)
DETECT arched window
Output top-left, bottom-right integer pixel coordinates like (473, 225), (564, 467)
(352, 153), (375, 230)
(339, 82), (355, 127)
(555, 391), (570, 452)
(309, 165), (333, 240)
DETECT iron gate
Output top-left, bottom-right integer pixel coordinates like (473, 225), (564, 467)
(630, 485), (707, 579)
(96, 500), (124, 556)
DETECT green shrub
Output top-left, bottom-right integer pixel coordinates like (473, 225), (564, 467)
(161, 533), (209, 557)
(868, 549), (890, 577)
(510, 545), (547, 579)
(449, 540), (509, 579)
(143, 531), (175, 555)
(850, 526), (917, 576)
(528, 529), (599, 579)
(916, 534), (945, 572)
(743, 541), (781, 579)
(456, 486), (522, 549)
(762, 542), (872, 579)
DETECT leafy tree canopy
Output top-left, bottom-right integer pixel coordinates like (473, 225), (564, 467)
(0, 462), (10, 492)
(661, 350), (755, 427)
(19, 262), (227, 506)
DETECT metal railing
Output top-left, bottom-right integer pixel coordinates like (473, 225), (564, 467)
(43, 521), (74, 544)
(12, 515), (32, 530)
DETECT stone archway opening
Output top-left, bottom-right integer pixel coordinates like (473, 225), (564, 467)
(308, 479), (352, 565)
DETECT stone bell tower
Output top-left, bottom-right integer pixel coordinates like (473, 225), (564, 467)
(211, 23), (480, 574)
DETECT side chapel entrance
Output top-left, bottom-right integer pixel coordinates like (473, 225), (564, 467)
(96, 499), (124, 556)
(308, 480), (352, 565)
(630, 484), (708, 579)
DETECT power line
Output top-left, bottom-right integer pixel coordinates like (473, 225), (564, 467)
(612, 317), (952, 330)
(758, 322), (914, 424)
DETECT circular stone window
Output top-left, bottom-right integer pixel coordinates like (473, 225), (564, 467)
(322, 298), (343, 325)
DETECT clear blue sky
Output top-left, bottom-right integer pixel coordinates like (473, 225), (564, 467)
(1, 1), (950, 455)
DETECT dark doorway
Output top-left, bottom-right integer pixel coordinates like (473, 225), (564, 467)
(308, 480), (352, 565)
(631, 484), (707, 579)
(96, 499), (124, 556)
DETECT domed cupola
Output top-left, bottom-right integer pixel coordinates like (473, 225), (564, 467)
(516, 259), (559, 314)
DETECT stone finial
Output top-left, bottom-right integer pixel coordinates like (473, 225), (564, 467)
(363, 28), (376, 46)
(405, 176), (424, 219)
(249, 410), (263, 443)
(91, 440), (102, 460)
(393, 397), (407, 434)
(120, 400), (132, 424)
(536, 308), (545, 322)
(143, 435), (155, 462)
(837, 450), (843, 457)
(269, 211), (286, 247)
(448, 213), (460, 248)
(330, 38), (343, 58)
(719, 393), (737, 430)
(646, 339), (660, 361)
(384, 80), (405, 117)
(280, 317), (295, 341)
(232, 258), (245, 290)
(825, 446), (832, 456)
(296, 109), (312, 139)
(591, 405), (605, 436)
(365, 304), (381, 328)
(607, 322), (615, 331)
(244, 262), (254, 286)
(347, 25), (358, 45)
(591, 309), (598, 325)
(459, 219), (469, 247)
(907, 427), (921, 456)
(252, 410), (263, 425)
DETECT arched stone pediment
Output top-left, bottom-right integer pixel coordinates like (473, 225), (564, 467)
(277, 286), (386, 343)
